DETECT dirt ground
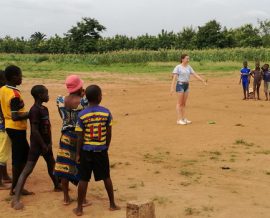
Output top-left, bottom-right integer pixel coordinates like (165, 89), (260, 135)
(0, 72), (270, 218)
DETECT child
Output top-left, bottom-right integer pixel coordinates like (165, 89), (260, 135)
(0, 70), (12, 190)
(0, 65), (31, 196)
(73, 85), (120, 216)
(250, 62), (263, 100)
(54, 75), (89, 206)
(262, 64), (270, 101)
(239, 61), (251, 100)
(11, 85), (61, 210)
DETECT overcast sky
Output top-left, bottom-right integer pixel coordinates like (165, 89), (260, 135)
(0, 0), (269, 38)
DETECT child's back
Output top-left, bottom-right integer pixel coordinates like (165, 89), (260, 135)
(76, 105), (112, 152)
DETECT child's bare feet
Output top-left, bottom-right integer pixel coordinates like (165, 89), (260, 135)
(109, 204), (121, 211)
(73, 208), (83, 216)
(82, 199), (92, 207)
(11, 200), (24, 210)
(63, 197), (74, 206)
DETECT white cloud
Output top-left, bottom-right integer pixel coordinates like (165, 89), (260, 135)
(0, 0), (269, 37)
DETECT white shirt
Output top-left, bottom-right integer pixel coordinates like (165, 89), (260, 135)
(172, 64), (194, 83)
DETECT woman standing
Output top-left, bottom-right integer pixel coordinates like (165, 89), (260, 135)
(54, 75), (88, 205)
(170, 54), (207, 125)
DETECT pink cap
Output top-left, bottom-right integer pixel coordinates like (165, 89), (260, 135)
(65, 75), (84, 94)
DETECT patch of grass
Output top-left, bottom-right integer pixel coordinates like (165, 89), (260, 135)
(143, 151), (170, 164)
(202, 206), (214, 212)
(255, 150), (270, 155)
(180, 170), (196, 177)
(180, 181), (191, 187)
(185, 207), (201, 216)
(128, 184), (137, 189)
(152, 196), (170, 205)
(234, 139), (254, 147)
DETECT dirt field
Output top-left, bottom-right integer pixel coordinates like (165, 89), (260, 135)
(0, 72), (270, 218)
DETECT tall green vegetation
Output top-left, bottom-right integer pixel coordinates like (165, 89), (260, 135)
(0, 18), (269, 54)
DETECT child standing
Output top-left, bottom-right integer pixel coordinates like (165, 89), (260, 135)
(11, 85), (61, 210)
(239, 61), (251, 100)
(73, 85), (120, 216)
(250, 62), (263, 100)
(0, 70), (12, 190)
(262, 64), (270, 101)
(0, 65), (31, 196)
(54, 75), (88, 205)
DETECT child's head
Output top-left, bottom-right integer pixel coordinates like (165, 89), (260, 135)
(255, 61), (260, 70)
(65, 75), (84, 96)
(0, 70), (6, 87)
(243, 61), (248, 68)
(262, 64), (269, 72)
(31, 85), (49, 103)
(85, 85), (102, 105)
(4, 65), (22, 86)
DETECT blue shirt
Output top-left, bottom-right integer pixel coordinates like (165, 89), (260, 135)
(240, 68), (251, 82)
(264, 71), (270, 82)
(75, 105), (112, 151)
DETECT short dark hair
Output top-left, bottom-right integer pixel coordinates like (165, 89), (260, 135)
(0, 71), (6, 87)
(4, 65), (21, 82)
(180, 54), (189, 63)
(31, 85), (46, 99)
(85, 85), (102, 104)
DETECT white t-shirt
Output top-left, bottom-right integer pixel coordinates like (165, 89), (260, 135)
(172, 64), (194, 83)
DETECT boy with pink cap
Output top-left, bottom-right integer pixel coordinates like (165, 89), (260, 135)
(54, 75), (89, 206)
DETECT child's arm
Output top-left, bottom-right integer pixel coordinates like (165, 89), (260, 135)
(76, 131), (84, 163)
(10, 98), (28, 121)
(31, 123), (49, 154)
(106, 126), (112, 149)
(239, 75), (242, 84)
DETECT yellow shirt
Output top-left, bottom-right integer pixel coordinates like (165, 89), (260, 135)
(0, 86), (27, 130)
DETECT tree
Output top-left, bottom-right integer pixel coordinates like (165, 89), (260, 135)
(175, 26), (197, 49)
(233, 24), (262, 47)
(196, 20), (226, 49)
(30, 32), (46, 42)
(65, 17), (106, 53)
(258, 19), (270, 47)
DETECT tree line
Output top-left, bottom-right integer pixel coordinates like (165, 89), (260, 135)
(1, 18), (270, 54)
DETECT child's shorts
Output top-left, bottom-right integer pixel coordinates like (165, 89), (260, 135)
(79, 150), (110, 182)
(0, 131), (11, 166)
(176, 82), (189, 93)
(264, 81), (270, 93)
(6, 129), (29, 167)
(242, 80), (249, 90)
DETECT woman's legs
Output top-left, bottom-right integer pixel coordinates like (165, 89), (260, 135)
(176, 93), (185, 121)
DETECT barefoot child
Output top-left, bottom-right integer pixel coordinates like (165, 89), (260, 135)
(239, 61), (251, 100)
(0, 70), (12, 190)
(54, 75), (88, 205)
(262, 64), (270, 101)
(73, 85), (120, 216)
(0, 65), (31, 196)
(11, 85), (61, 210)
(250, 62), (263, 100)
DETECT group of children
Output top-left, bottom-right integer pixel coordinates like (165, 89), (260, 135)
(240, 61), (270, 100)
(0, 65), (120, 216)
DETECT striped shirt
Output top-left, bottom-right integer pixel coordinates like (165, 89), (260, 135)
(75, 105), (112, 151)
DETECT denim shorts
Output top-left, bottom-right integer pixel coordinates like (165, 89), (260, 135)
(176, 82), (189, 93)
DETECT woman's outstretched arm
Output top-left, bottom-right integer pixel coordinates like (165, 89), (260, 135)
(192, 72), (207, 85)
(170, 74), (177, 95)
